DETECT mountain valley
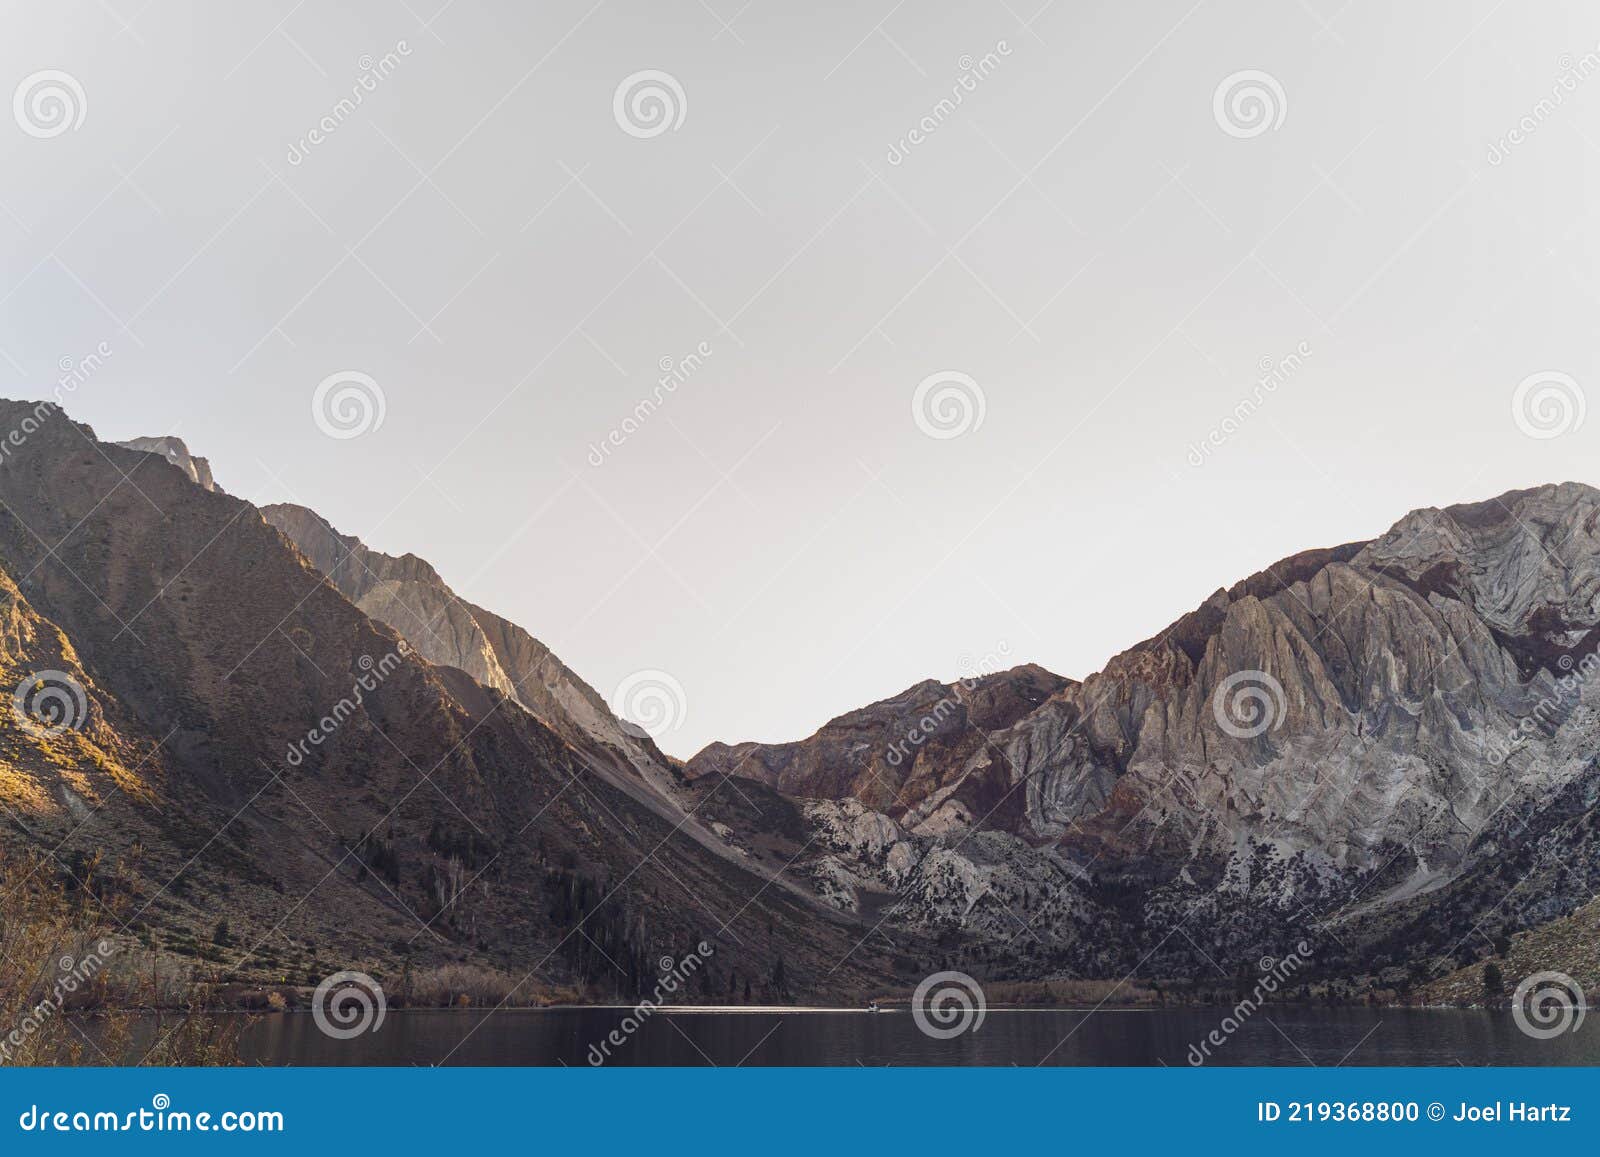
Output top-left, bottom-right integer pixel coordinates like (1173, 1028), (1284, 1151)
(0, 396), (1593, 1008)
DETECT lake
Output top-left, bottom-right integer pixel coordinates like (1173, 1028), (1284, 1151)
(233, 1007), (1598, 1066)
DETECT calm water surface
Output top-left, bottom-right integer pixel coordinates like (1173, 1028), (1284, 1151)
(233, 1007), (1598, 1066)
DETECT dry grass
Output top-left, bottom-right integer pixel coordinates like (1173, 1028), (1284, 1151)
(0, 849), (243, 1065)
(399, 962), (531, 1007)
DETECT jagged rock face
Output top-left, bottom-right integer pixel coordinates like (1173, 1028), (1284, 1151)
(687, 664), (1071, 823)
(16, 400), (1600, 988)
(257, 501), (673, 783)
(114, 435), (220, 493)
(692, 483), (1600, 905)
(1356, 483), (1600, 673)
(668, 484), (1600, 982)
(802, 797), (1099, 949)
(1063, 485), (1600, 875)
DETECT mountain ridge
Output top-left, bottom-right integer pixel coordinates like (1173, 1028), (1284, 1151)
(255, 501), (680, 792)
(13, 399), (1598, 1000)
(0, 400), (896, 1003)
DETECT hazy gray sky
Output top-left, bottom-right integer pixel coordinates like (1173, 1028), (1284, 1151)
(3, 1), (1598, 756)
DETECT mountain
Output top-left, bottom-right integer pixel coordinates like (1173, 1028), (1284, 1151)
(255, 502), (681, 799)
(688, 664), (1071, 817)
(113, 435), (220, 493)
(1423, 890), (1600, 1006)
(12, 397), (1600, 1001)
(2, 402), (900, 1001)
(686, 483), (1600, 984)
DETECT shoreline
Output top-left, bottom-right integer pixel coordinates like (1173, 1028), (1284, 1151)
(58, 1000), (1517, 1016)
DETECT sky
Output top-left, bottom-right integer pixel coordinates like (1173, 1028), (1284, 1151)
(2, 0), (1599, 758)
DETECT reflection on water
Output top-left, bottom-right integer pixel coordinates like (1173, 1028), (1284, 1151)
(232, 1007), (1600, 1067)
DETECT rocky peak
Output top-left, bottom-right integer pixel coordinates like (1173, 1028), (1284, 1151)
(258, 502), (678, 790)
(0, 397), (880, 999)
(1357, 482), (1600, 638)
(260, 503), (446, 600)
(691, 482), (1600, 890)
(685, 662), (1072, 818)
(114, 435), (221, 493)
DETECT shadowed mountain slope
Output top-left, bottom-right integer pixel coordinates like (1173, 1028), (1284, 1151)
(3, 402), (897, 1001)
